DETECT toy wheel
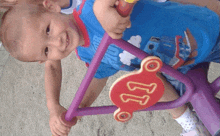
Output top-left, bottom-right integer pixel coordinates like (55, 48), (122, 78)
(115, 111), (132, 122)
(145, 59), (161, 72)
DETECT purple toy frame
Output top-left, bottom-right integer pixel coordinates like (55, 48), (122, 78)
(64, 33), (220, 135)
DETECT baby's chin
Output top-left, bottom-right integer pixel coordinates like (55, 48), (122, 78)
(62, 50), (75, 60)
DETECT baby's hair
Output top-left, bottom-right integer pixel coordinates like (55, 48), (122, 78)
(0, 0), (18, 6)
(0, 0), (47, 61)
(0, 0), (17, 24)
(0, 1), (17, 52)
(0, 6), (22, 60)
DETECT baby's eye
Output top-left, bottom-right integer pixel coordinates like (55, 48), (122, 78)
(45, 47), (49, 56)
(46, 25), (50, 35)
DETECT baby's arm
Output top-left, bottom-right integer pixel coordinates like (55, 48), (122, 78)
(170, 0), (220, 16)
(45, 60), (72, 136)
(93, 0), (132, 39)
(45, 60), (62, 114)
(45, 60), (108, 135)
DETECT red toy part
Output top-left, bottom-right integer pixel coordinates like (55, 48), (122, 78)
(110, 56), (164, 122)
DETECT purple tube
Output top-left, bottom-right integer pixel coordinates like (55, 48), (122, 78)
(65, 34), (194, 120)
(186, 67), (220, 135)
(210, 76), (220, 95)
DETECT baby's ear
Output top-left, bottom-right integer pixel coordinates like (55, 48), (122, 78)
(42, 0), (61, 13)
(0, 0), (17, 12)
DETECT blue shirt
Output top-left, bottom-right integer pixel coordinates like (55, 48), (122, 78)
(74, 0), (219, 79)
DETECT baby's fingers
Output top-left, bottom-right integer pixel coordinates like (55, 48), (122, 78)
(114, 27), (127, 34)
(118, 21), (131, 29)
(183, 59), (195, 66)
(56, 122), (71, 133)
(51, 127), (59, 136)
(51, 123), (68, 136)
(183, 28), (197, 51)
(118, 16), (131, 24)
(54, 123), (70, 136)
(189, 50), (198, 58)
(108, 31), (123, 39)
(113, 19), (131, 36)
(127, 21), (131, 28)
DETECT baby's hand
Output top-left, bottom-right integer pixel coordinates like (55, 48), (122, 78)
(182, 28), (198, 66)
(94, 0), (131, 39)
(49, 105), (77, 136)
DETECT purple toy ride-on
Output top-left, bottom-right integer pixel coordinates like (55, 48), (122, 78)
(61, 0), (220, 135)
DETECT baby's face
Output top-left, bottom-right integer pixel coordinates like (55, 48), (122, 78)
(20, 11), (80, 62)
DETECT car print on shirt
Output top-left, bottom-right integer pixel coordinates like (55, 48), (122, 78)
(143, 36), (191, 69)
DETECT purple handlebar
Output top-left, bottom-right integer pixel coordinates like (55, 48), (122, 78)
(211, 76), (220, 94)
(65, 33), (195, 119)
(65, 33), (220, 135)
(64, 0), (220, 134)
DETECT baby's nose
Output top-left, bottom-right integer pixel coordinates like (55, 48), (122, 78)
(49, 37), (65, 51)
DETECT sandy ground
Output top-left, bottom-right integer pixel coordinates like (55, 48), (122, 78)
(0, 1), (220, 135)
(0, 44), (220, 136)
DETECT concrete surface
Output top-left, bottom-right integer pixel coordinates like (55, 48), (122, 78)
(0, 42), (220, 136)
(0, 0), (219, 134)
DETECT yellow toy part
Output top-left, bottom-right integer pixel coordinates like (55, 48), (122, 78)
(124, 0), (139, 3)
